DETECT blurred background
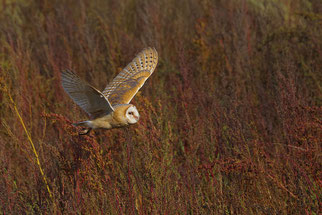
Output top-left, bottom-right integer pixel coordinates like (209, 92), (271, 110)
(0, 0), (321, 213)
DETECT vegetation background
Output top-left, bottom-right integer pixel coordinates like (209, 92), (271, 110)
(0, 0), (321, 214)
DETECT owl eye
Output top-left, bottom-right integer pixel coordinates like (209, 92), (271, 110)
(129, 111), (133, 115)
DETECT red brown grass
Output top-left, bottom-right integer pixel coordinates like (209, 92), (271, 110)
(0, 0), (321, 214)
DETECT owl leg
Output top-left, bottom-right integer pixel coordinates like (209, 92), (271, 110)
(79, 128), (92, 135)
(72, 120), (93, 135)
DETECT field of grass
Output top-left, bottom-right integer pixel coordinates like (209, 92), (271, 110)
(0, 0), (321, 214)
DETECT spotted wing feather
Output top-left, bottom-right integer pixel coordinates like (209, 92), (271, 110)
(61, 70), (114, 118)
(102, 47), (158, 105)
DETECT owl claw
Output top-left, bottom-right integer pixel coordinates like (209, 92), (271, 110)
(79, 128), (92, 135)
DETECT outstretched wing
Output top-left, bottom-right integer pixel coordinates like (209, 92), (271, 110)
(61, 70), (114, 118)
(102, 47), (158, 105)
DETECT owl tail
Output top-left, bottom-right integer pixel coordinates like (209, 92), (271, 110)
(72, 120), (92, 127)
(72, 121), (92, 135)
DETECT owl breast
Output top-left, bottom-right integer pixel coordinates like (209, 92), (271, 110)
(90, 114), (114, 129)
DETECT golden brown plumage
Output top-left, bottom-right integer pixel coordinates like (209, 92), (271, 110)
(102, 47), (158, 104)
(61, 47), (158, 134)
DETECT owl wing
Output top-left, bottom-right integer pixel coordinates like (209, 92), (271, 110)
(61, 70), (114, 118)
(102, 47), (158, 105)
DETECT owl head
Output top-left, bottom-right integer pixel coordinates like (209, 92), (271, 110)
(125, 105), (140, 124)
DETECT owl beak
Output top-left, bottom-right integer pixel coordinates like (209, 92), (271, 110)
(134, 115), (140, 121)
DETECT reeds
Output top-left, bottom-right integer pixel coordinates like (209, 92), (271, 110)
(3, 84), (53, 200)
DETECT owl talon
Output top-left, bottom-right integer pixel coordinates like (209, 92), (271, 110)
(79, 128), (92, 135)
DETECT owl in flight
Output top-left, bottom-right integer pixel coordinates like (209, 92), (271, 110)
(61, 47), (158, 135)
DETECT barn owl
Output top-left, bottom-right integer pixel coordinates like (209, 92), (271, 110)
(61, 47), (158, 134)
